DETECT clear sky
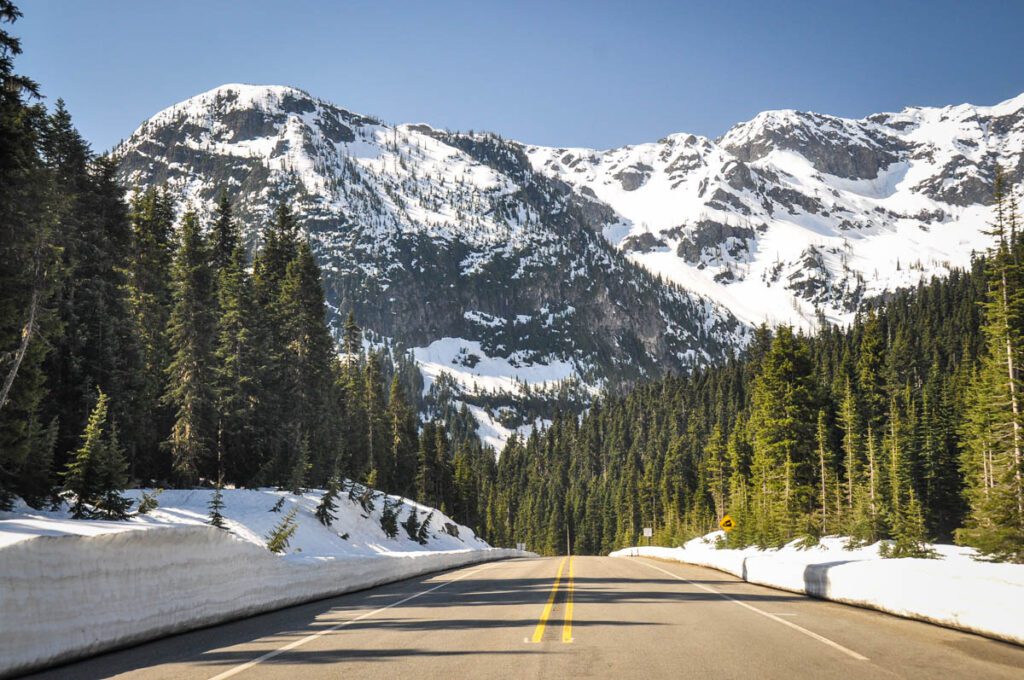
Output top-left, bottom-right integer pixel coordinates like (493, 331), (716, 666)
(12, 0), (1024, 153)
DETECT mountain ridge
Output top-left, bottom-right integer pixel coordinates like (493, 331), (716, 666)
(114, 83), (1024, 446)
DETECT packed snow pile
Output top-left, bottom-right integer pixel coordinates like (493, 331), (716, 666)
(0, 488), (525, 678)
(611, 533), (1024, 645)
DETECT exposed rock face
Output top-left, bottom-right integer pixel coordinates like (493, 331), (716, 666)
(116, 84), (1024, 437)
(527, 93), (1024, 328)
(116, 85), (746, 431)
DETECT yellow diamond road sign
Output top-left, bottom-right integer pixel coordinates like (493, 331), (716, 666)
(719, 515), (735, 532)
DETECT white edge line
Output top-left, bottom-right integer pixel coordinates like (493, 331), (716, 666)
(207, 562), (498, 680)
(633, 559), (869, 662)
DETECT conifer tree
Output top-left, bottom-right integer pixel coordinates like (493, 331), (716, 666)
(208, 483), (227, 529)
(416, 509), (434, 545)
(214, 242), (261, 484)
(210, 191), (238, 272)
(163, 211), (218, 486)
(315, 472), (341, 526)
(704, 424), (727, 521)
(380, 498), (399, 538)
(402, 506), (421, 541)
(265, 505), (298, 553)
(958, 174), (1024, 561)
(124, 188), (175, 479)
(0, 4), (51, 492)
(62, 391), (130, 519)
(91, 420), (132, 520)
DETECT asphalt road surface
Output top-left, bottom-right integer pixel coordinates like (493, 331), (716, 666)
(26, 556), (1024, 679)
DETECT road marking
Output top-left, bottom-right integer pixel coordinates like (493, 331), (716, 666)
(206, 562), (497, 680)
(633, 559), (869, 661)
(529, 556), (568, 643)
(562, 556), (575, 643)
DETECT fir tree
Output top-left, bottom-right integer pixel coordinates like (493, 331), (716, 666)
(315, 473), (341, 526)
(163, 211), (217, 486)
(208, 483), (227, 529)
(380, 498), (399, 538)
(402, 506), (421, 541)
(416, 509), (434, 545)
(265, 505), (298, 553)
(61, 391), (130, 519)
(957, 173), (1024, 562)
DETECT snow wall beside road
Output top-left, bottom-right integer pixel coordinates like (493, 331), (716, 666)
(611, 535), (1024, 646)
(0, 525), (521, 678)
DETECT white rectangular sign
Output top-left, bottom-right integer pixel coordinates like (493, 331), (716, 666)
(643, 527), (653, 537)
(516, 542), (526, 551)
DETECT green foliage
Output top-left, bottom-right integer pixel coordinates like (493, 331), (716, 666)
(163, 211), (217, 485)
(315, 475), (340, 526)
(61, 390), (132, 519)
(137, 488), (162, 515)
(380, 498), (399, 538)
(416, 510), (434, 545)
(265, 505), (298, 553)
(401, 506), (420, 541)
(208, 484), (227, 529)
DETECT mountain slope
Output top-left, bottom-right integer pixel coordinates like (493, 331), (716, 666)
(115, 85), (1023, 444)
(115, 85), (746, 446)
(527, 94), (1024, 328)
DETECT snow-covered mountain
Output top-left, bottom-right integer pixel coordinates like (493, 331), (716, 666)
(115, 84), (1024, 445)
(115, 85), (745, 446)
(528, 94), (1024, 328)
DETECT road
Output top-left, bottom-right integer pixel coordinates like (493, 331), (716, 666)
(26, 556), (1024, 679)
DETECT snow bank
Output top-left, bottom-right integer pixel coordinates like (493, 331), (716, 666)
(611, 534), (1024, 646)
(0, 488), (527, 678)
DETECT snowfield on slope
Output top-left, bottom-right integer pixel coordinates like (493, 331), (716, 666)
(611, 532), (1024, 646)
(0, 486), (490, 557)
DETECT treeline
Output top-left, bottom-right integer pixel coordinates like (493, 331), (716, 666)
(489, 180), (1024, 563)
(0, 3), (495, 534)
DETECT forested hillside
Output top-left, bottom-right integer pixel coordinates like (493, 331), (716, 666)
(2, 1), (1022, 564)
(0, 4), (494, 531)
(488, 185), (1023, 562)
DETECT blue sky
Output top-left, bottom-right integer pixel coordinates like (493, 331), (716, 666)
(13, 0), (1024, 152)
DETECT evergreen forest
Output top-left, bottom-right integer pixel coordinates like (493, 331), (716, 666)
(2, 2), (1022, 562)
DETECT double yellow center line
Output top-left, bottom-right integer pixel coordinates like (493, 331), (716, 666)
(530, 556), (575, 643)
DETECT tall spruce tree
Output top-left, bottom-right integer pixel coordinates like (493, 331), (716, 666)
(163, 211), (218, 486)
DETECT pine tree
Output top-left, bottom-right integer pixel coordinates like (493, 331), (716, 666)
(315, 472), (340, 526)
(208, 483), (227, 529)
(747, 327), (817, 546)
(704, 424), (727, 521)
(417, 509), (434, 545)
(210, 191), (238, 272)
(387, 375), (419, 498)
(124, 188), (175, 480)
(957, 173), (1024, 562)
(163, 211), (217, 486)
(265, 505), (298, 553)
(288, 435), (310, 494)
(62, 390), (130, 519)
(214, 242), (261, 484)
(402, 506), (421, 541)
(91, 420), (132, 520)
(380, 498), (399, 538)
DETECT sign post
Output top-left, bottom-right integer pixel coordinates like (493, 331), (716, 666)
(642, 527), (653, 546)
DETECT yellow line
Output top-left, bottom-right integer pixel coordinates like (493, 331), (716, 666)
(530, 556), (568, 643)
(562, 556), (575, 643)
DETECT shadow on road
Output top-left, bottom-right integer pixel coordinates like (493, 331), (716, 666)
(25, 559), (805, 679)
